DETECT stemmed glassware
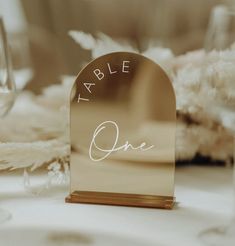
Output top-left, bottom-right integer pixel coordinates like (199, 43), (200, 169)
(0, 17), (15, 116)
(0, 17), (16, 223)
(9, 29), (33, 90)
(199, 5), (235, 245)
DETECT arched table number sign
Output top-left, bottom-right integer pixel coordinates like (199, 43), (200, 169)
(66, 52), (176, 209)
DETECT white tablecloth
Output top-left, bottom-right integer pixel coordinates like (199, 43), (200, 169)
(0, 166), (233, 246)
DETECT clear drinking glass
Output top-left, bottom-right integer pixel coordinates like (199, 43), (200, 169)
(10, 31), (33, 90)
(199, 5), (235, 245)
(0, 17), (16, 223)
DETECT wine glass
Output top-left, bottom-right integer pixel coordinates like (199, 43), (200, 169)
(199, 5), (235, 245)
(0, 17), (16, 223)
(9, 31), (33, 91)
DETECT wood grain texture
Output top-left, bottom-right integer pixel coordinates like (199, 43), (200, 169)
(66, 191), (175, 209)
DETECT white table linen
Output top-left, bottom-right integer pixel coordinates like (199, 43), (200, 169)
(0, 166), (233, 246)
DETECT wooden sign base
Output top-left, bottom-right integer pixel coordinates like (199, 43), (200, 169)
(66, 191), (175, 209)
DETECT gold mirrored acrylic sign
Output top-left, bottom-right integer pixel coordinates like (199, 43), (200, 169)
(66, 52), (176, 209)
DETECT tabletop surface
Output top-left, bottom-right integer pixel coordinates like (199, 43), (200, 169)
(0, 166), (233, 246)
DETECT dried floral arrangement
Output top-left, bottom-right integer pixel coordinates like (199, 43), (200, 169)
(0, 77), (72, 187)
(0, 31), (234, 178)
(69, 31), (234, 164)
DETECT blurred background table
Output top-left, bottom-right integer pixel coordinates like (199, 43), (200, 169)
(1, 0), (233, 92)
(0, 165), (233, 246)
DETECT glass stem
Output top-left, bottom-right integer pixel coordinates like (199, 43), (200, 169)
(232, 136), (235, 224)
